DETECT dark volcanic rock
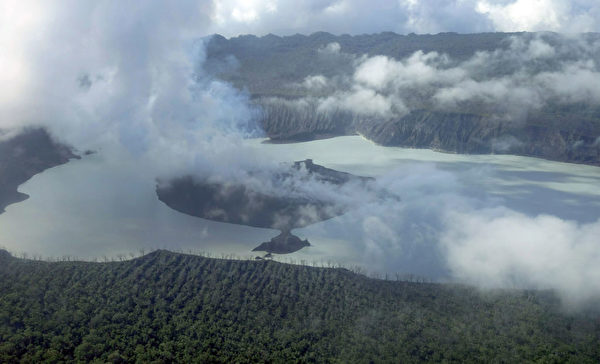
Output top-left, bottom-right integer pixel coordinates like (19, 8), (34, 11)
(156, 159), (373, 253)
(294, 159), (364, 185)
(252, 230), (310, 254)
(156, 159), (371, 231)
(156, 176), (339, 231)
(0, 128), (78, 214)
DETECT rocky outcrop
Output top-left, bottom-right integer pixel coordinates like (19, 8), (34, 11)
(252, 230), (310, 254)
(0, 128), (78, 214)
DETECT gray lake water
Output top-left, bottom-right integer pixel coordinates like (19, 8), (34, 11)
(1, 136), (600, 281)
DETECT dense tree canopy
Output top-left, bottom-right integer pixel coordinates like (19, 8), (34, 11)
(0, 249), (598, 362)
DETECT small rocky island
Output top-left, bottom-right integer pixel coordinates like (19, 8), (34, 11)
(156, 159), (373, 254)
(253, 230), (310, 255)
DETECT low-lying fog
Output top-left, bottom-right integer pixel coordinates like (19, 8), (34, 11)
(1, 135), (599, 305)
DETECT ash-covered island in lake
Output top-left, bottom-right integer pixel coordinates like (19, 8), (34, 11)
(156, 159), (375, 254)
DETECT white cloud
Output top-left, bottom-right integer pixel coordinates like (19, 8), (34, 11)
(476, 0), (564, 31)
(318, 87), (400, 117)
(301, 75), (329, 90)
(354, 52), (461, 91)
(279, 35), (600, 121)
(207, 0), (486, 36)
(442, 208), (600, 306)
(534, 60), (600, 103)
(527, 39), (556, 58)
(362, 215), (401, 260)
(318, 42), (341, 54)
(477, 0), (600, 33)
(207, 0), (600, 37)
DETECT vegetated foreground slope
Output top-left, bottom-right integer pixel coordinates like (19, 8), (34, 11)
(0, 128), (78, 214)
(0, 249), (598, 363)
(206, 32), (600, 166)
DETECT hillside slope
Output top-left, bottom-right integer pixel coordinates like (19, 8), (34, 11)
(206, 32), (600, 166)
(0, 249), (598, 362)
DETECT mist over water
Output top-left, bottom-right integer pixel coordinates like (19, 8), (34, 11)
(256, 137), (600, 291)
(0, 150), (278, 261)
(2, 135), (600, 304)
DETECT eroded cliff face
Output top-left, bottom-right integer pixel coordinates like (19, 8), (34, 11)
(258, 99), (356, 142)
(0, 128), (78, 213)
(258, 105), (600, 165)
(207, 32), (600, 166)
(358, 111), (600, 165)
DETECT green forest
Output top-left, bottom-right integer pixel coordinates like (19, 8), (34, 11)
(0, 249), (598, 363)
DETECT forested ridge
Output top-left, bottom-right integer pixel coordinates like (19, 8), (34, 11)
(0, 249), (598, 363)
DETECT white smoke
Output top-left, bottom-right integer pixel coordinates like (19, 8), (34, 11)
(0, 1), (265, 179)
(442, 208), (600, 306)
(208, 0), (600, 36)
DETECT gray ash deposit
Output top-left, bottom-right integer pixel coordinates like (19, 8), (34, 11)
(156, 159), (373, 254)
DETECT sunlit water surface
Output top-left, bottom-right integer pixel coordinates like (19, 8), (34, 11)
(1, 136), (599, 279)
